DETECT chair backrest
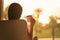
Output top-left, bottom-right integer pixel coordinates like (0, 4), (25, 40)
(0, 20), (28, 40)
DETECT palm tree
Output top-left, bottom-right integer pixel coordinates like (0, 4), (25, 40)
(49, 16), (57, 40)
(34, 8), (42, 21)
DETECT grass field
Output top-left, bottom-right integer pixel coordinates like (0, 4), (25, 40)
(34, 27), (60, 38)
(38, 38), (60, 40)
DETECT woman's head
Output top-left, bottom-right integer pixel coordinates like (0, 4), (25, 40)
(8, 3), (22, 20)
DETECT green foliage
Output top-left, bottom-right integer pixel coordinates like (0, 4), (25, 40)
(33, 16), (60, 38)
(49, 16), (57, 24)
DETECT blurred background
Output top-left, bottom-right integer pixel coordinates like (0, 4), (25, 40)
(0, 0), (60, 40)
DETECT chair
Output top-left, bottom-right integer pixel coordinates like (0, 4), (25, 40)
(0, 20), (28, 40)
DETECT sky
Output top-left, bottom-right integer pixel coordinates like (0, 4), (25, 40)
(4, 0), (60, 24)
(4, 0), (60, 17)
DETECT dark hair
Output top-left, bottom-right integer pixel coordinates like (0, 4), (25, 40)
(8, 3), (22, 20)
(34, 36), (38, 40)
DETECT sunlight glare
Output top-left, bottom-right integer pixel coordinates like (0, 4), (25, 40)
(4, 0), (60, 23)
(39, 13), (50, 25)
